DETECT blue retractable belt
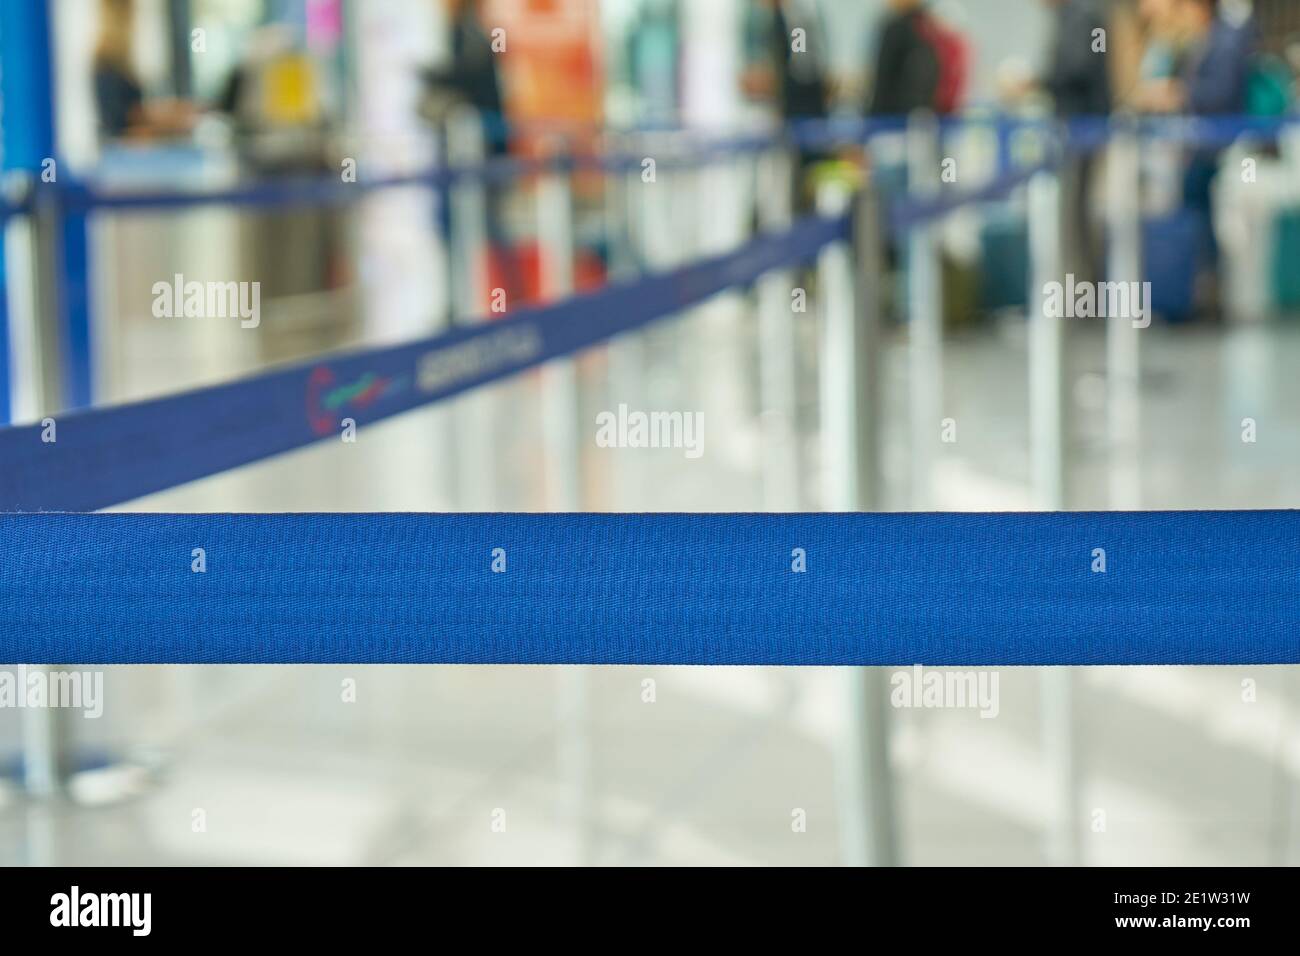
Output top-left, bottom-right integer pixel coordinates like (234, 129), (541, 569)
(0, 213), (850, 513)
(2, 511), (1296, 664)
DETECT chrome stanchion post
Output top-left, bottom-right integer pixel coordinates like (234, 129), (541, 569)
(1028, 165), (1081, 866)
(819, 182), (883, 512)
(852, 186), (886, 521)
(1029, 171), (1067, 511)
(20, 182), (75, 807)
(20, 666), (66, 798)
(2, 177), (42, 426)
(695, 149), (749, 459)
(538, 151), (581, 512)
(1042, 665), (1080, 866)
(18, 155), (167, 819)
(423, 117), (458, 509)
(3, 3), (111, 818)
(757, 145), (802, 511)
(448, 106), (491, 322)
(447, 105), (496, 510)
(603, 137), (645, 510)
(817, 184), (857, 510)
(537, 144), (594, 865)
(631, 132), (678, 480)
(821, 177), (897, 867)
(1107, 120), (1143, 511)
(906, 112), (943, 510)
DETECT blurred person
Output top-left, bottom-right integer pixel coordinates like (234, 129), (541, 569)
(742, 0), (830, 123)
(421, 0), (506, 156)
(1130, 0), (1257, 316)
(866, 0), (937, 118)
(742, 0), (831, 213)
(862, 0), (967, 244)
(626, 0), (681, 125)
(920, 2), (972, 117)
(866, 0), (969, 118)
(1124, 0), (1188, 216)
(1172, 0), (1257, 310)
(1135, 0), (1184, 94)
(1174, 0), (1255, 115)
(1136, 0), (1254, 114)
(858, 2), (969, 331)
(93, 0), (196, 142)
(420, 0), (518, 314)
(1012, 0), (1114, 285)
(743, 0), (831, 186)
(1039, 0), (1113, 117)
(999, 0), (1111, 114)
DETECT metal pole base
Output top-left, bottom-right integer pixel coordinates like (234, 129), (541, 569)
(1, 750), (159, 807)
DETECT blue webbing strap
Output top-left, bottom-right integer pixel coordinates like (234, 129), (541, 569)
(889, 159), (1057, 233)
(2, 511), (1295, 664)
(0, 115), (1286, 220)
(0, 213), (850, 513)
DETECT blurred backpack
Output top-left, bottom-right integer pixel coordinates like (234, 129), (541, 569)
(915, 12), (970, 116)
(1245, 53), (1293, 117)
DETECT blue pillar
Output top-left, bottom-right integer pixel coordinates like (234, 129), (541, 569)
(57, 212), (94, 410)
(0, 2), (59, 422)
(0, 223), (10, 425)
(0, 4), (57, 172)
(0, 0), (94, 414)
(1, 2), (57, 422)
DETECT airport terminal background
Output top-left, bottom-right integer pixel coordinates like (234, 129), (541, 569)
(3, 0), (1300, 866)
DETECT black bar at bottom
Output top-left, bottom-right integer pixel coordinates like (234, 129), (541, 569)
(0, 866), (1287, 942)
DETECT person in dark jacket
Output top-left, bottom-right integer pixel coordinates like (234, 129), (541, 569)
(774, 0), (830, 122)
(1037, 0), (1113, 285)
(743, 0), (830, 122)
(1175, 0), (1256, 285)
(1176, 0), (1254, 114)
(1041, 0), (1113, 117)
(423, 0), (506, 155)
(742, 0), (831, 212)
(422, 0), (516, 313)
(93, 0), (195, 143)
(867, 0), (941, 117)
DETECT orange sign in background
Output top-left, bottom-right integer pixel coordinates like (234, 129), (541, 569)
(481, 0), (608, 311)
(487, 0), (604, 138)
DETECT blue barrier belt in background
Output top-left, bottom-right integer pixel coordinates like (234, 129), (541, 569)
(55, 134), (789, 214)
(0, 212), (850, 513)
(2, 511), (1296, 664)
(0, 114), (1287, 219)
(888, 159), (1058, 234)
